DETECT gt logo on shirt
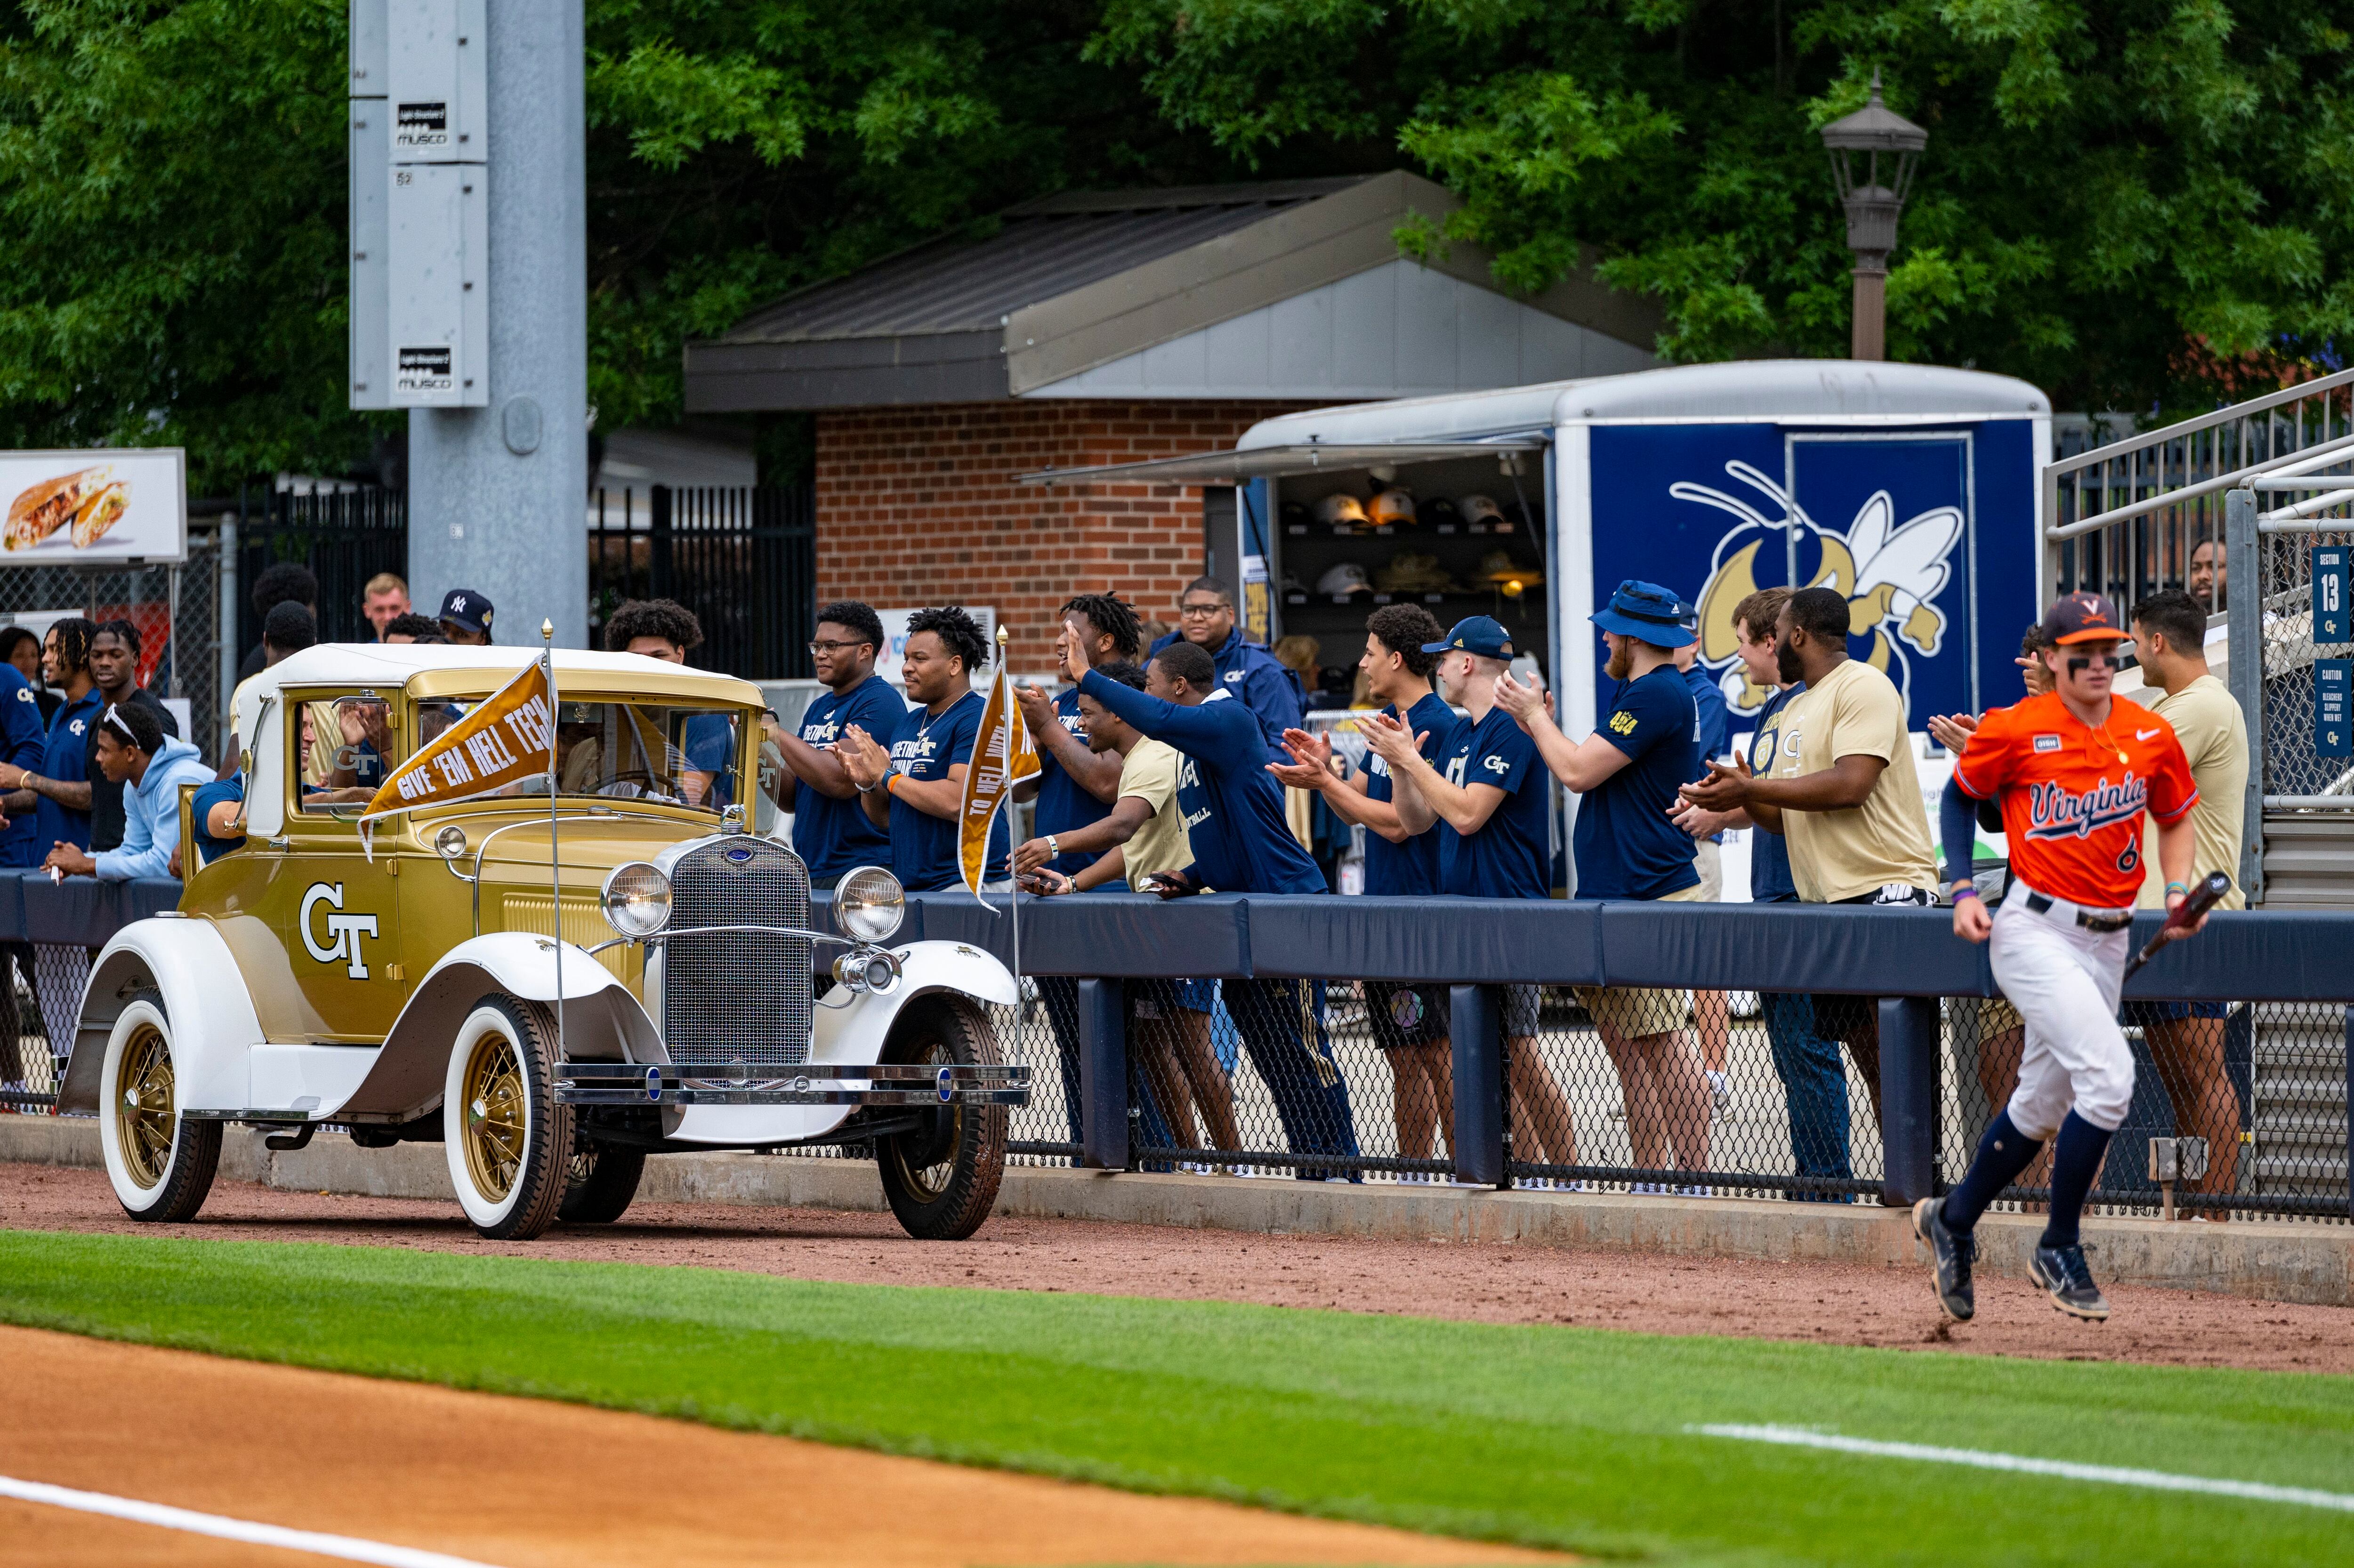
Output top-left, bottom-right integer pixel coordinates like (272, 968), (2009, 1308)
(1482, 754), (1509, 775)
(11, 688), (27, 703)
(299, 882), (379, 979)
(1608, 711), (1637, 735)
(800, 717), (841, 744)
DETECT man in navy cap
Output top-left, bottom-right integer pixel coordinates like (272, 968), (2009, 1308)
(1361, 614), (1580, 1184)
(1495, 580), (1711, 1188)
(437, 588), (494, 645)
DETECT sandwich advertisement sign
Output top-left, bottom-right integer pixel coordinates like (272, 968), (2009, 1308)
(0, 448), (186, 564)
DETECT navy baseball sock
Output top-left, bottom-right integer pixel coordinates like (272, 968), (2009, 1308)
(1939, 1110), (2043, 1234)
(2040, 1111), (2115, 1250)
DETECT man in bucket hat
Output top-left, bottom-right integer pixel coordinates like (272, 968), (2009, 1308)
(1495, 580), (1712, 1189)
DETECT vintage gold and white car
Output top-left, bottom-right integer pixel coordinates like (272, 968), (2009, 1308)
(61, 643), (1026, 1241)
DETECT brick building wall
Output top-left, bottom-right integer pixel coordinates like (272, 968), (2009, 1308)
(814, 399), (1325, 670)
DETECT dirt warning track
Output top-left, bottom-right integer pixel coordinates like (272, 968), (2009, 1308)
(0, 1325), (1557, 1568)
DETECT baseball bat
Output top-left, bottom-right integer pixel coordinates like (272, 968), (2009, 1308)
(2121, 869), (2233, 982)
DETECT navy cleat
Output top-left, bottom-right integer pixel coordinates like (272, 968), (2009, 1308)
(1911, 1198), (1975, 1321)
(2029, 1243), (2111, 1321)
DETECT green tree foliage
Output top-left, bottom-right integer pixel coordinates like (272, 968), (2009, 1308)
(1094, 0), (2354, 411)
(0, 0), (2347, 490)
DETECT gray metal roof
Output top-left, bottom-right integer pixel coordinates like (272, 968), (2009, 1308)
(683, 172), (1663, 412)
(720, 180), (1359, 344)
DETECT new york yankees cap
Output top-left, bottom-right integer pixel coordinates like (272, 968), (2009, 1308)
(2041, 591), (2125, 645)
(437, 588), (494, 636)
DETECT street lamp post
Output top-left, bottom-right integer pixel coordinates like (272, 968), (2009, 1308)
(1820, 71), (1927, 362)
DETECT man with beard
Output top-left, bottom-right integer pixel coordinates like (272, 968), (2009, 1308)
(1679, 585), (1939, 1147)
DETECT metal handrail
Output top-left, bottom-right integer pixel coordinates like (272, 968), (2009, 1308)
(2048, 427), (2354, 540)
(2044, 365), (2354, 480)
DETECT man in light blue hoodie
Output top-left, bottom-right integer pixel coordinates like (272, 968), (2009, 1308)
(41, 703), (211, 882)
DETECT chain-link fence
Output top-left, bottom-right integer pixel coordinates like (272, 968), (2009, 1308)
(0, 943), (90, 1110)
(0, 523), (226, 767)
(2252, 519), (2354, 801)
(968, 971), (2342, 1222)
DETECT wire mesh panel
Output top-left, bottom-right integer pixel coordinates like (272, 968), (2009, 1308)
(0, 531), (224, 767)
(2256, 522), (2354, 800)
(0, 943), (89, 1111)
(1509, 986), (1885, 1198)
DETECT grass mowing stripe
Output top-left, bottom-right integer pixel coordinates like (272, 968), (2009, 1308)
(0, 1473), (512, 1568)
(3, 1230), (2351, 1568)
(1693, 1426), (2354, 1512)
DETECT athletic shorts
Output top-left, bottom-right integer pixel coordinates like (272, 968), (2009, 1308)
(1364, 980), (1451, 1049)
(2123, 998), (2230, 1024)
(1500, 982), (1542, 1039)
(1572, 881), (1702, 1036)
(1133, 979), (1218, 1018)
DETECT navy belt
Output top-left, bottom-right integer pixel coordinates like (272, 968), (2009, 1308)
(2023, 890), (2134, 933)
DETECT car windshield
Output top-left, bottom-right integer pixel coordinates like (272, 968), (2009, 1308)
(424, 696), (743, 811)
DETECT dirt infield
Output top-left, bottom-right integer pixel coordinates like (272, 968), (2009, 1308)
(7, 1162), (2349, 1373)
(0, 1324), (1558, 1568)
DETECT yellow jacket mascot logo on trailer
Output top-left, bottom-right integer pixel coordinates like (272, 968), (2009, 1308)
(1677, 460), (1964, 716)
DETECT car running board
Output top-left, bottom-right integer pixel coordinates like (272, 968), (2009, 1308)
(556, 1060), (1030, 1109)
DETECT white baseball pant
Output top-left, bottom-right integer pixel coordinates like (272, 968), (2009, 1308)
(1988, 885), (2136, 1138)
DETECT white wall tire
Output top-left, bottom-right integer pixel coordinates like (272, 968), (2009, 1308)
(97, 1000), (221, 1222)
(441, 996), (572, 1240)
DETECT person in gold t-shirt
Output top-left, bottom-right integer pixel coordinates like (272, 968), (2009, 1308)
(2126, 589), (2249, 1199)
(1680, 586), (1938, 1136)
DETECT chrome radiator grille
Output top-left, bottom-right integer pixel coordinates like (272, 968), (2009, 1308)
(661, 836), (814, 1068)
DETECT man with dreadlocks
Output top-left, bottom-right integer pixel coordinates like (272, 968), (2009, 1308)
(0, 618), (100, 856)
(1014, 592), (1148, 1143)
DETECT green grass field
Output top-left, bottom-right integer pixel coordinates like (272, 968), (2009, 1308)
(2, 1229), (2349, 1566)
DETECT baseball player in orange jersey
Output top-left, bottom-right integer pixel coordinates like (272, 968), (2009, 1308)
(1914, 592), (2209, 1322)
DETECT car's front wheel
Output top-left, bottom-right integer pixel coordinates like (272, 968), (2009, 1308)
(442, 996), (572, 1240)
(874, 995), (1007, 1240)
(559, 1142), (645, 1224)
(98, 1000), (219, 1222)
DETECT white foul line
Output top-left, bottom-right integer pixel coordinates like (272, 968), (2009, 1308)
(0, 1473), (512, 1568)
(1694, 1425), (2354, 1513)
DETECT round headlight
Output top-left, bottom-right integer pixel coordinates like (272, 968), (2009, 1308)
(835, 864), (905, 943)
(433, 824), (468, 859)
(600, 861), (671, 938)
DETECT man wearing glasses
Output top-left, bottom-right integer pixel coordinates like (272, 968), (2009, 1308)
(1149, 576), (1306, 761)
(768, 600), (905, 890)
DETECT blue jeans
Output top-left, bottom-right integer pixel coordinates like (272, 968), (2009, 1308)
(1762, 991), (1853, 1197)
(1226, 977), (1360, 1179)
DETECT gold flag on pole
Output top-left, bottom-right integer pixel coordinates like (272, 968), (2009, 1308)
(359, 660), (555, 823)
(957, 648), (1039, 901)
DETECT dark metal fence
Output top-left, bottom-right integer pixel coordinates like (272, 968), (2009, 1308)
(587, 485), (815, 679)
(234, 485), (409, 657)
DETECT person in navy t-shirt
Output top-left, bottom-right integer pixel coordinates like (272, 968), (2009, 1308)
(1361, 615), (1578, 1182)
(1495, 580), (1710, 1185)
(838, 607), (1008, 893)
(607, 598), (745, 810)
(0, 656), (49, 869)
(1079, 636), (1356, 1177)
(771, 601), (902, 888)
(0, 619), (101, 857)
(1268, 604), (1455, 1166)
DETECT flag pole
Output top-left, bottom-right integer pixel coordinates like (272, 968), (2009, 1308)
(998, 626), (1020, 999)
(543, 620), (563, 1057)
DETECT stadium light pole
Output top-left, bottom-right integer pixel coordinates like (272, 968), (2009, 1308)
(1819, 70), (1927, 362)
(404, 0), (589, 648)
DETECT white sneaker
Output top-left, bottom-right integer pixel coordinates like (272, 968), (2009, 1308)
(1706, 1071), (1729, 1114)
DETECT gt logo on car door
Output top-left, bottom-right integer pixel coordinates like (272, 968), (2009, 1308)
(300, 882), (380, 978)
